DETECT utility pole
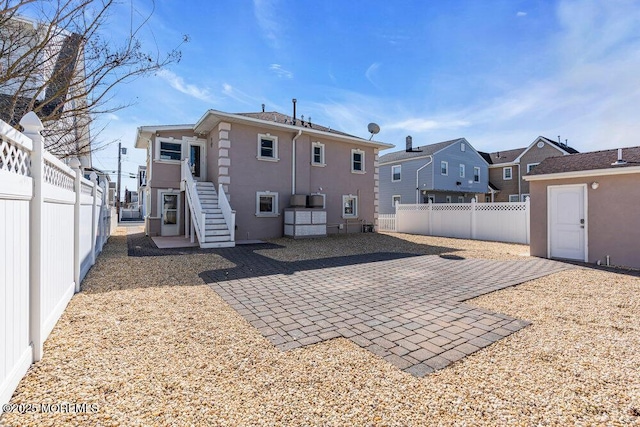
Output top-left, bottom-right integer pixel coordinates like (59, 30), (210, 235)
(116, 141), (122, 221)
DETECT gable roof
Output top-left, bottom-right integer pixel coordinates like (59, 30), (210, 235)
(479, 136), (579, 166)
(378, 138), (465, 164)
(526, 146), (640, 178)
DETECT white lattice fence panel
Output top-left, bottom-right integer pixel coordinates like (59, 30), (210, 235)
(0, 138), (31, 176)
(475, 202), (528, 243)
(430, 204), (472, 238)
(43, 158), (74, 191)
(396, 205), (430, 234)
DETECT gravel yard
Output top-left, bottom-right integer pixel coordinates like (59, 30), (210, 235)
(2, 227), (639, 426)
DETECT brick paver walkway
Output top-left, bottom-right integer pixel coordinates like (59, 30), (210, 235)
(197, 246), (569, 377)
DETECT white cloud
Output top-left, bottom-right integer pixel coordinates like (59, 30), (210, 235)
(157, 69), (214, 102)
(516, 11), (527, 17)
(269, 64), (293, 79)
(222, 83), (261, 107)
(253, 0), (282, 49)
(365, 62), (381, 88)
(385, 118), (471, 132)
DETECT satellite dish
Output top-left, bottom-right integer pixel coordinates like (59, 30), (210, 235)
(367, 122), (380, 140)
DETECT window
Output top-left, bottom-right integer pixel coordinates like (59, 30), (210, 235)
(441, 161), (448, 175)
(311, 142), (325, 166)
(458, 196), (465, 203)
(459, 164), (465, 178)
(256, 191), (279, 216)
(508, 194), (519, 202)
(445, 195), (452, 203)
(485, 196), (491, 203)
(426, 194), (435, 203)
(342, 195), (358, 218)
(503, 166), (513, 180)
(257, 134), (278, 161)
(392, 195), (401, 207)
(391, 165), (401, 181)
(460, 142), (466, 152)
(351, 149), (365, 173)
(527, 163), (539, 173)
(473, 167), (480, 183)
(159, 141), (182, 161)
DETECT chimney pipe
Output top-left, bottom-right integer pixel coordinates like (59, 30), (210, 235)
(406, 135), (413, 152)
(292, 98), (297, 125)
(261, 103), (265, 113)
(558, 135), (561, 143)
(612, 148), (627, 166)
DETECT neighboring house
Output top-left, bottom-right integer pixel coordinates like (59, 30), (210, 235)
(378, 137), (489, 213)
(480, 136), (578, 202)
(134, 108), (393, 246)
(124, 189), (138, 208)
(137, 165), (147, 217)
(524, 146), (640, 270)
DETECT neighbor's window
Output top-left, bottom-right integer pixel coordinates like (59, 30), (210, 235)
(392, 165), (401, 181)
(342, 195), (358, 218)
(473, 167), (480, 182)
(256, 191), (279, 216)
(458, 196), (465, 203)
(311, 142), (325, 166)
(159, 141), (182, 161)
(527, 163), (539, 173)
(351, 149), (365, 173)
(503, 166), (512, 180)
(257, 134), (278, 160)
(460, 142), (466, 152)
(445, 195), (452, 203)
(508, 194), (519, 202)
(459, 164), (465, 178)
(441, 161), (448, 175)
(392, 195), (401, 207)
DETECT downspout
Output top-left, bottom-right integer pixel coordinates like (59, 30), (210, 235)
(416, 156), (433, 204)
(292, 129), (303, 195)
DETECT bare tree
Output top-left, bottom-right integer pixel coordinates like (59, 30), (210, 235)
(0, 0), (186, 162)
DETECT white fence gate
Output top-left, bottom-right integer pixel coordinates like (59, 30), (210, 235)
(377, 214), (396, 232)
(1, 113), (113, 407)
(388, 199), (530, 244)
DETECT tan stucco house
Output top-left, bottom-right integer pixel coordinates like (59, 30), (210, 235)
(134, 109), (393, 247)
(524, 146), (640, 270)
(480, 136), (579, 202)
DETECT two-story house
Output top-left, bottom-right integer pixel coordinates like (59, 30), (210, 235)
(378, 137), (489, 214)
(135, 108), (393, 246)
(480, 136), (579, 202)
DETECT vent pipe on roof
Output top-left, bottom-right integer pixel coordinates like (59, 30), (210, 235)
(292, 98), (297, 125)
(612, 148), (627, 166)
(406, 136), (413, 152)
(262, 103), (265, 113)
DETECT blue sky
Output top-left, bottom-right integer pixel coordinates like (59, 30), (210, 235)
(84, 0), (640, 191)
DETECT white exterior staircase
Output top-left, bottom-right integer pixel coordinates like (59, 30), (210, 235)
(195, 182), (235, 248)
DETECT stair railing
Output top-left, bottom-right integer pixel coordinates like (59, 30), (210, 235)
(182, 158), (206, 244)
(218, 183), (235, 242)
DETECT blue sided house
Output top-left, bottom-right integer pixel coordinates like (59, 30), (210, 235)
(378, 137), (490, 214)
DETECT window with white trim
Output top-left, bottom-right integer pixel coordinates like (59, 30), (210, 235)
(351, 149), (365, 173)
(157, 139), (182, 162)
(460, 142), (466, 152)
(441, 161), (448, 175)
(342, 195), (358, 218)
(392, 195), (401, 207)
(459, 164), (465, 178)
(256, 191), (279, 216)
(473, 167), (480, 182)
(257, 134), (278, 161)
(508, 194), (519, 202)
(503, 166), (512, 180)
(485, 195), (491, 203)
(391, 165), (401, 181)
(445, 195), (452, 203)
(311, 141), (325, 166)
(458, 196), (465, 203)
(527, 163), (539, 173)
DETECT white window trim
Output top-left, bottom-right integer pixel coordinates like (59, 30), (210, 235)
(459, 164), (465, 178)
(508, 194), (519, 202)
(473, 166), (480, 182)
(155, 137), (182, 164)
(351, 149), (366, 174)
(342, 194), (358, 218)
(391, 165), (401, 182)
(458, 196), (465, 203)
(257, 133), (279, 161)
(527, 163), (539, 173)
(256, 191), (279, 217)
(441, 161), (448, 176)
(392, 195), (401, 207)
(503, 166), (513, 180)
(311, 141), (325, 167)
(445, 195), (452, 203)
(461, 142), (466, 152)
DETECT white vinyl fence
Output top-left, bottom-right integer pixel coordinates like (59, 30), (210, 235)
(381, 199), (530, 244)
(1, 113), (114, 407)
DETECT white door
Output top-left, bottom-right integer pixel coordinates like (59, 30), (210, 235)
(160, 192), (180, 236)
(188, 142), (206, 181)
(548, 185), (586, 261)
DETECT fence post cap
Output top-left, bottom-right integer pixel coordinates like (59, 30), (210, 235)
(19, 111), (44, 133)
(69, 157), (82, 169)
(89, 171), (98, 182)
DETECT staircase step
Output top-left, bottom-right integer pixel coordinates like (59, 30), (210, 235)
(200, 241), (235, 249)
(205, 235), (233, 242)
(205, 224), (228, 230)
(205, 229), (231, 237)
(206, 218), (227, 224)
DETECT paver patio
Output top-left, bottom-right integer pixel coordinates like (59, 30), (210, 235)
(161, 242), (572, 376)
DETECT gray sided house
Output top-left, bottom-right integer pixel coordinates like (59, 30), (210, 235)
(524, 146), (640, 270)
(379, 137), (489, 214)
(135, 109), (393, 246)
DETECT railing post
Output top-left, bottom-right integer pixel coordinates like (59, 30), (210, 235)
(427, 200), (433, 236)
(70, 158), (82, 293)
(471, 198), (477, 240)
(100, 180), (107, 243)
(525, 196), (531, 245)
(20, 112), (44, 362)
(90, 172), (98, 266)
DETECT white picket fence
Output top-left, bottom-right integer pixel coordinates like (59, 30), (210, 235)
(1, 113), (114, 407)
(379, 199), (530, 244)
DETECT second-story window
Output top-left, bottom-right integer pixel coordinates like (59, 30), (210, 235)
(257, 134), (278, 161)
(503, 166), (512, 180)
(474, 167), (480, 182)
(441, 161), (448, 175)
(392, 165), (401, 181)
(311, 142), (325, 166)
(459, 164), (465, 178)
(351, 149), (365, 173)
(159, 141), (182, 161)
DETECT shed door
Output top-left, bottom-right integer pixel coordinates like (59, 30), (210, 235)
(548, 185), (586, 261)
